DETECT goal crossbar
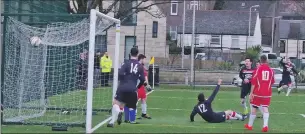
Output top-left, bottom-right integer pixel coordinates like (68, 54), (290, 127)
(86, 9), (121, 134)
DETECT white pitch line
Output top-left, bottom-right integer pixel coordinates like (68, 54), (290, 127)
(148, 95), (305, 104)
(147, 107), (299, 115)
(300, 114), (305, 118)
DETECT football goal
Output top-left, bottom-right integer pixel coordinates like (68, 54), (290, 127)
(1, 9), (120, 133)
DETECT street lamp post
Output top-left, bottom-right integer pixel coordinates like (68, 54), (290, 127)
(247, 5), (259, 52)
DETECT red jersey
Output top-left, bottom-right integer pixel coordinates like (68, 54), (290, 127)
(138, 67), (148, 99)
(251, 64), (275, 97)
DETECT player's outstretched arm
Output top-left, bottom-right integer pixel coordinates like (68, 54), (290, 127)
(190, 106), (197, 122)
(239, 67), (244, 80)
(279, 57), (285, 66)
(207, 79), (222, 102)
(291, 67), (299, 75)
(137, 65), (145, 89)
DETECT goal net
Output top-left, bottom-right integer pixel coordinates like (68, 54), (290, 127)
(2, 9), (120, 133)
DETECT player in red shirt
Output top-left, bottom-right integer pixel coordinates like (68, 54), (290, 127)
(245, 55), (275, 132)
(137, 54), (152, 119)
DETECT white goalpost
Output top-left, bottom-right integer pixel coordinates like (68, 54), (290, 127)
(2, 9), (120, 133)
(86, 9), (120, 133)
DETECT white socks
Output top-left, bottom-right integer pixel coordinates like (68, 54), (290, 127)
(263, 112), (269, 127)
(109, 104), (120, 124)
(286, 87), (292, 96)
(248, 114), (256, 126)
(141, 99), (147, 114)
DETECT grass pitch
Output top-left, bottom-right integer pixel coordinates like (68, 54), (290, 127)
(2, 85), (305, 133)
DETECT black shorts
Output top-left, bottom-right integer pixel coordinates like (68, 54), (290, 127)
(209, 112), (226, 123)
(240, 83), (251, 99)
(115, 91), (138, 109)
(280, 77), (292, 86)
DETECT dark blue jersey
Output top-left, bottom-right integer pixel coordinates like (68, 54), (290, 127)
(117, 59), (145, 92)
(190, 85), (220, 122)
(280, 58), (298, 77)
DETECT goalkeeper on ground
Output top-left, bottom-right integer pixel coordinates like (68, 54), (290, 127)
(190, 79), (246, 123)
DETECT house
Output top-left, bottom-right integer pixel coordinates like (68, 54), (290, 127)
(157, 0), (216, 40)
(279, 20), (305, 59)
(104, 0), (167, 64)
(221, 1), (276, 51)
(176, 10), (261, 53)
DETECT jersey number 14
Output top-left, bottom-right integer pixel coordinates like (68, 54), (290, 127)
(130, 63), (138, 74)
(262, 71), (270, 81)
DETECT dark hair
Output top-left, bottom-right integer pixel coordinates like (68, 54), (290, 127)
(197, 93), (205, 102)
(138, 54), (146, 61)
(245, 57), (253, 62)
(260, 55), (267, 63)
(130, 47), (139, 57)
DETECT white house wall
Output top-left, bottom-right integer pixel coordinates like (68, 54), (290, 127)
(279, 39), (304, 58)
(177, 34), (260, 50)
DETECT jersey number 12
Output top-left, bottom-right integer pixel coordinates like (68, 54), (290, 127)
(130, 63), (138, 74)
(262, 71), (269, 81)
(198, 104), (207, 113)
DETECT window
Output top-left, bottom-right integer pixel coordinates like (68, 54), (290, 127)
(124, 36), (136, 59)
(169, 26), (177, 40)
(280, 40), (286, 53)
(120, 0), (137, 25)
(190, 1), (199, 10)
(171, 1), (178, 15)
(152, 21), (158, 38)
(195, 34), (199, 45)
(302, 41), (305, 53)
(210, 35), (220, 45)
(231, 35), (239, 48)
(95, 35), (107, 53)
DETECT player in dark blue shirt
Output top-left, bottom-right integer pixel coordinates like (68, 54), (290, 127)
(190, 79), (245, 123)
(277, 57), (299, 96)
(107, 47), (145, 127)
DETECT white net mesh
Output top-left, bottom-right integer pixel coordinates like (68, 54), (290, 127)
(3, 16), (115, 126)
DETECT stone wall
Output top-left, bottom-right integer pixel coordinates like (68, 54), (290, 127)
(159, 70), (238, 84)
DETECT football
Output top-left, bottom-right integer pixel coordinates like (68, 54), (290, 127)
(30, 36), (42, 47)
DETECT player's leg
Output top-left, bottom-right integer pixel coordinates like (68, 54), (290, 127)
(245, 97), (258, 130)
(224, 110), (244, 120)
(240, 85), (249, 115)
(286, 81), (293, 96)
(140, 98), (151, 119)
(261, 98), (271, 132)
(124, 106), (130, 123)
(127, 91), (139, 124)
(107, 92), (125, 127)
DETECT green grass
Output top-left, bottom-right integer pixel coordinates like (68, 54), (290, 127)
(2, 85), (305, 133)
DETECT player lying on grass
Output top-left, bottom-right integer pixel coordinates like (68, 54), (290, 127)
(107, 47), (145, 128)
(124, 54), (152, 123)
(239, 58), (255, 115)
(277, 57), (299, 96)
(245, 55), (275, 132)
(190, 79), (246, 123)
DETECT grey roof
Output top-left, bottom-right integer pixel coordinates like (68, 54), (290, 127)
(177, 10), (257, 35)
(279, 20), (305, 40)
(221, 1), (274, 17)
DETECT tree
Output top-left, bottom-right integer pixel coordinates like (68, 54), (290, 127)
(213, 0), (225, 10)
(167, 33), (182, 67)
(70, 0), (169, 22)
(245, 45), (262, 62)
